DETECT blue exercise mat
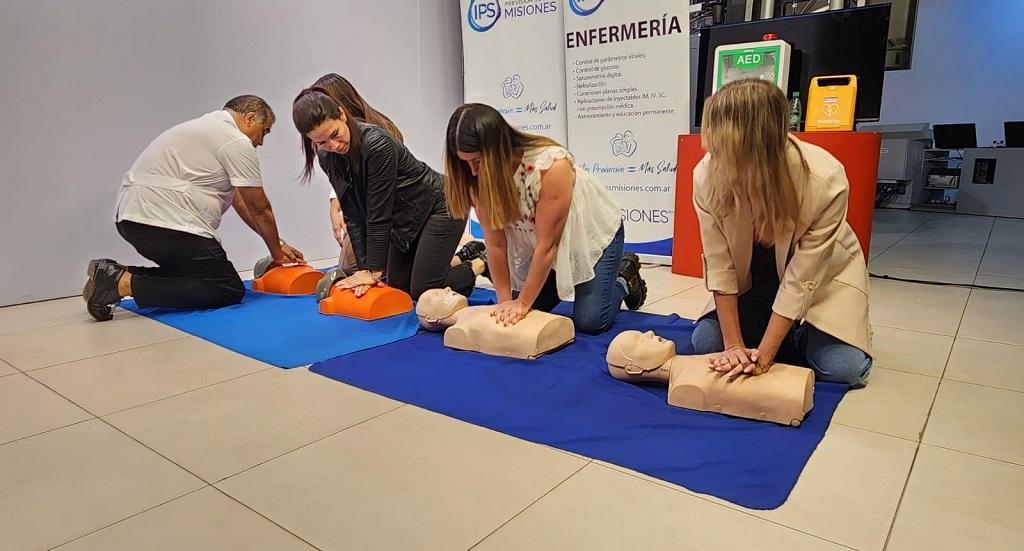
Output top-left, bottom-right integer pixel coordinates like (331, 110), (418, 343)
(310, 306), (846, 509)
(122, 283), (498, 369)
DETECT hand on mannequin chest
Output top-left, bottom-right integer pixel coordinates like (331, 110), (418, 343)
(416, 288), (574, 360)
(606, 330), (815, 426)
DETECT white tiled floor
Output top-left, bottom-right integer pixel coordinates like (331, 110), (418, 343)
(2, 209), (1023, 550)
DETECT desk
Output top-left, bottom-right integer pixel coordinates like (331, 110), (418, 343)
(957, 148), (1024, 219)
(671, 132), (880, 277)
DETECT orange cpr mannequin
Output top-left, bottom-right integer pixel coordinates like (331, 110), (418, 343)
(251, 265), (323, 295)
(318, 284), (413, 320)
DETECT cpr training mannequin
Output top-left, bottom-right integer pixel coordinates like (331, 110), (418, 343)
(416, 288), (574, 360)
(606, 330), (814, 426)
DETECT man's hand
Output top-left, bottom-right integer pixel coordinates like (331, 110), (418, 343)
(491, 299), (531, 327)
(273, 243), (305, 265)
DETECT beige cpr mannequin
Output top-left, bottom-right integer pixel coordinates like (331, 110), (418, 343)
(606, 330), (814, 426)
(416, 288), (574, 360)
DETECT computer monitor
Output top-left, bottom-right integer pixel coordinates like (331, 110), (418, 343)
(1005, 121), (1024, 148)
(933, 124), (977, 150)
(694, 4), (890, 126)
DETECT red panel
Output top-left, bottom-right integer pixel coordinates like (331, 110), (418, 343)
(671, 132), (880, 277)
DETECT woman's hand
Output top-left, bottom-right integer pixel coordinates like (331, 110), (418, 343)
(491, 299), (531, 326)
(330, 210), (346, 245)
(335, 270), (383, 297)
(709, 346), (764, 379)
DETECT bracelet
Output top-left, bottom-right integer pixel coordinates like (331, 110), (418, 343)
(278, 238), (287, 247)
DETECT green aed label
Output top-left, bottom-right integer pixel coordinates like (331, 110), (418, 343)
(733, 51), (763, 69)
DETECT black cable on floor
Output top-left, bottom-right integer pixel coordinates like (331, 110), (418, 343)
(869, 272), (1024, 293)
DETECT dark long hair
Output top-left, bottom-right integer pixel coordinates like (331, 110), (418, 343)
(313, 73), (404, 143)
(292, 87), (362, 183)
(444, 103), (560, 229)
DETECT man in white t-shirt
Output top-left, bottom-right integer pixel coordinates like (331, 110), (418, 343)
(83, 95), (304, 321)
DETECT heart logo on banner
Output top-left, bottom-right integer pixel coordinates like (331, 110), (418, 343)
(501, 74), (524, 99)
(822, 101), (840, 117)
(610, 131), (638, 157)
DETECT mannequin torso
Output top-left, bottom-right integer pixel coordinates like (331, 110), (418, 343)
(417, 288), (575, 359)
(606, 330), (814, 426)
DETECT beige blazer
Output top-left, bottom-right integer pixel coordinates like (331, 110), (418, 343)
(693, 137), (872, 355)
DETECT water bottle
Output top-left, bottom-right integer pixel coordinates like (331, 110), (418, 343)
(788, 92), (802, 131)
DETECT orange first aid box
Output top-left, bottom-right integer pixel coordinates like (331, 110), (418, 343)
(805, 75), (858, 132)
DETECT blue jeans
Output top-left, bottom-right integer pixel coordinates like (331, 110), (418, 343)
(689, 283), (872, 386)
(531, 224), (626, 335)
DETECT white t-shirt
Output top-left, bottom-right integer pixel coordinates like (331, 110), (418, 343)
(114, 110), (262, 240)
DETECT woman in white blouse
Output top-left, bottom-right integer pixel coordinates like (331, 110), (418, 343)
(443, 103), (647, 334)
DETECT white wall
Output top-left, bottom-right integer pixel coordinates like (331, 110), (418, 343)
(0, 0), (464, 306)
(878, 0), (1024, 145)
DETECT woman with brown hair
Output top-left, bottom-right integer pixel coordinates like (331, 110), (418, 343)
(309, 74), (487, 277)
(691, 78), (872, 385)
(444, 103), (647, 335)
(313, 74), (401, 273)
(292, 87), (475, 299)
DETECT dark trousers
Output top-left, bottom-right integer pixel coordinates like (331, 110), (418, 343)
(529, 224), (627, 335)
(387, 208), (474, 300)
(116, 221), (244, 309)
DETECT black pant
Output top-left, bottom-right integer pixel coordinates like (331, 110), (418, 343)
(387, 208), (475, 300)
(116, 221), (244, 309)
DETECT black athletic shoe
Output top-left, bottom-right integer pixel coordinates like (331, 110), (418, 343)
(619, 252), (647, 310)
(83, 259), (125, 321)
(455, 240), (486, 263)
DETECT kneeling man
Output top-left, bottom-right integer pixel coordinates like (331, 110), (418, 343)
(84, 95), (303, 320)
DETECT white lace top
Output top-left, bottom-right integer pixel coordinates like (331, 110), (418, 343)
(506, 146), (622, 299)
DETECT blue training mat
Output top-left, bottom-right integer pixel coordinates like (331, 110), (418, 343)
(310, 305), (847, 510)
(122, 283), (498, 369)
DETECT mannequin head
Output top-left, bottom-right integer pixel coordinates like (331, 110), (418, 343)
(607, 330), (675, 374)
(416, 287), (469, 331)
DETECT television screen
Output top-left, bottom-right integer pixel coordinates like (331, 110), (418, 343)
(933, 124), (977, 150)
(695, 5), (890, 126)
(1004, 121), (1024, 148)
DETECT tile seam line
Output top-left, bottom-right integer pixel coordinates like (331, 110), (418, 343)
(882, 266), (975, 549)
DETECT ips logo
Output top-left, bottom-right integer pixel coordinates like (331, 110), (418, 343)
(568, 0), (605, 16)
(467, 0), (501, 32)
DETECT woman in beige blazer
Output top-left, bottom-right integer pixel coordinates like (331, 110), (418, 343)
(689, 79), (872, 386)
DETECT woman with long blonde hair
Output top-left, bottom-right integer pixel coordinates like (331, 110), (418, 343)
(444, 103), (647, 334)
(691, 79), (872, 385)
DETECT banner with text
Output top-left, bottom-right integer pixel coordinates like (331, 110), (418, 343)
(461, 0), (568, 238)
(563, 0), (689, 259)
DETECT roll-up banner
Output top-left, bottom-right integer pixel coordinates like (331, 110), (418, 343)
(461, 0), (569, 238)
(563, 0), (690, 262)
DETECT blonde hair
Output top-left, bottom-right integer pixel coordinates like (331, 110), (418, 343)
(444, 103), (560, 229)
(701, 79), (808, 243)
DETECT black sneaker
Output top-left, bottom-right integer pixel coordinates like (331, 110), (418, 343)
(83, 259), (125, 321)
(619, 252), (647, 310)
(455, 240), (486, 263)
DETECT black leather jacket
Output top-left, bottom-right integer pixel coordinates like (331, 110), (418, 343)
(318, 124), (445, 271)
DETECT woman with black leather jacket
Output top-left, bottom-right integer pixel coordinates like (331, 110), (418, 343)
(293, 87), (474, 299)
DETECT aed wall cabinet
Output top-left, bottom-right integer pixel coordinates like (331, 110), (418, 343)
(712, 39), (791, 94)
